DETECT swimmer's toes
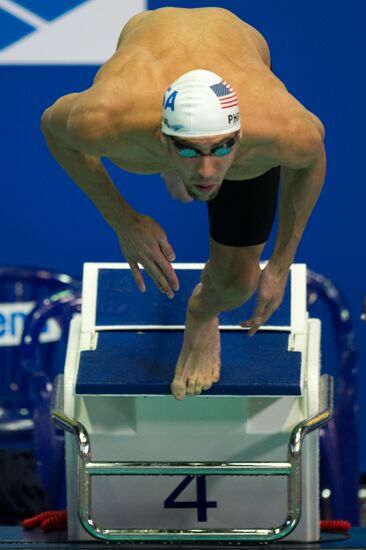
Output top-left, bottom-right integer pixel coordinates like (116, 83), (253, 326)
(171, 379), (186, 401)
(194, 380), (203, 395)
(212, 364), (221, 383)
(202, 378), (213, 391)
(186, 377), (196, 397)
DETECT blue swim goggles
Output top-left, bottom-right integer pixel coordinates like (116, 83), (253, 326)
(170, 136), (237, 158)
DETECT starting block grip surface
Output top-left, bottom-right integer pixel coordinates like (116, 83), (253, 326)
(76, 331), (301, 396)
(95, 268), (291, 327)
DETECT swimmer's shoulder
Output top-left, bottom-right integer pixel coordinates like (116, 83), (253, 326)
(266, 98), (325, 167)
(236, 82), (324, 168)
(116, 10), (152, 48)
(60, 78), (160, 157)
(53, 81), (130, 155)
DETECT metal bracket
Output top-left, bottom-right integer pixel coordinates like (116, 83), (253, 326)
(51, 373), (333, 543)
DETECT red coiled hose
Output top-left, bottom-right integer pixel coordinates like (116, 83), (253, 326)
(22, 510), (67, 531)
(320, 520), (352, 532)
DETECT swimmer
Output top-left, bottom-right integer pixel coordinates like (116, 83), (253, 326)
(41, 7), (326, 400)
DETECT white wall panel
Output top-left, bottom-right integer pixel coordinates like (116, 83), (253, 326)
(0, 0), (146, 64)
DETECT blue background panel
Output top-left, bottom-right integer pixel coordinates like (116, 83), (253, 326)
(95, 268), (291, 327)
(0, 8), (34, 49)
(14, 0), (88, 21)
(76, 331), (301, 396)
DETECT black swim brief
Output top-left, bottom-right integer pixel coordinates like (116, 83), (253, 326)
(207, 166), (280, 247)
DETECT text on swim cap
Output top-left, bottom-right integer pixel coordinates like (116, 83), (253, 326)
(164, 91), (178, 111)
(162, 118), (184, 132)
(228, 113), (240, 124)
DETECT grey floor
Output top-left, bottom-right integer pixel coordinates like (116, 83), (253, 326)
(0, 526), (365, 550)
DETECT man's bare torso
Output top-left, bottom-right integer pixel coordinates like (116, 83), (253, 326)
(78, 8), (322, 179)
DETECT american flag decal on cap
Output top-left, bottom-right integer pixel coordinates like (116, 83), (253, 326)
(210, 80), (239, 109)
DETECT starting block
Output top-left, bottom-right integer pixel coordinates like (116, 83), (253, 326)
(51, 262), (333, 543)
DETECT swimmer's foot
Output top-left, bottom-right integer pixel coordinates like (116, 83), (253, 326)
(171, 305), (221, 400)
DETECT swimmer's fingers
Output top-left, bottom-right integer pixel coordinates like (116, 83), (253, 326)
(129, 262), (146, 293)
(129, 258), (173, 298)
(118, 213), (179, 298)
(242, 296), (284, 336)
(159, 237), (176, 263)
(128, 251), (179, 299)
(242, 263), (289, 335)
(158, 238), (180, 289)
(130, 227), (179, 297)
(241, 297), (273, 336)
(146, 253), (179, 299)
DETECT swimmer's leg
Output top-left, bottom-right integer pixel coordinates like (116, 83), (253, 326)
(171, 239), (265, 400)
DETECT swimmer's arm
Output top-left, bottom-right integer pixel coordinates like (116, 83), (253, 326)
(270, 125), (326, 271)
(41, 92), (134, 229)
(243, 123), (325, 335)
(41, 94), (179, 297)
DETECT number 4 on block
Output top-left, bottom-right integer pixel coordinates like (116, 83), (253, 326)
(164, 476), (217, 522)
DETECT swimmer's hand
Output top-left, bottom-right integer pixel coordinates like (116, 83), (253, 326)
(117, 213), (179, 299)
(160, 171), (193, 203)
(241, 263), (289, 336)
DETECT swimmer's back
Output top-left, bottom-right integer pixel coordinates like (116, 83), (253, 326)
(111, 8), (270, 74)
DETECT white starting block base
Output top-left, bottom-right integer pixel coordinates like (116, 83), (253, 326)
(56, 263), (326, 543)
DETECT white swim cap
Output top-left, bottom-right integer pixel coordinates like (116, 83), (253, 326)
(161, 69), (241, 137)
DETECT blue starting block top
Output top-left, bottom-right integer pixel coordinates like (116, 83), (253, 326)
(94, 268), (291, 328)
(76, 266), (302, 397)
(76, 331), (301, 396)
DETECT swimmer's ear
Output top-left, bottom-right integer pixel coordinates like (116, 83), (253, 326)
(160, 132), (172, 153)
(160, 131), (168, 145)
